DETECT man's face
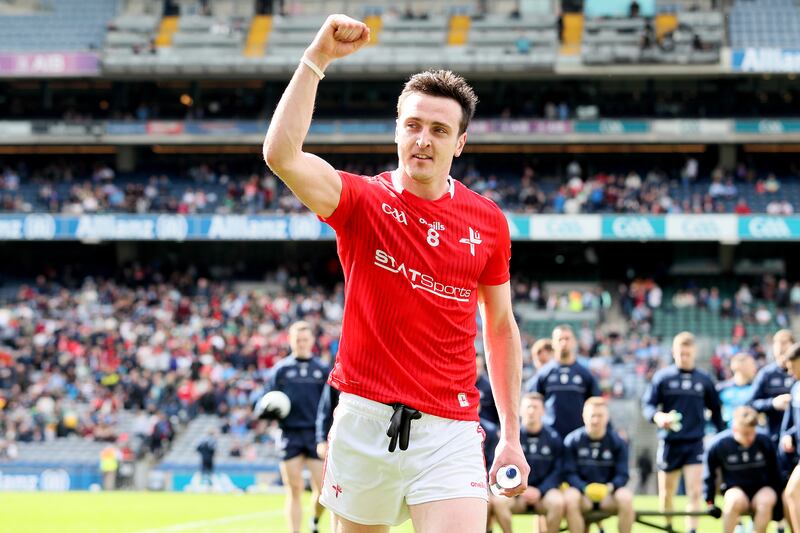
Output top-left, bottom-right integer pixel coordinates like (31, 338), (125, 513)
(732, 423), (757, 448)
(532, 347), (553, 369)
(395, 92), (466, 187)
(774, 332), (794, 366)
(788, 357), (800, 379)
(583, 404), (609, 435)
(673, 343), (696, 370)
(732, 355), (757, 383)
(521, 397), (543, 428)
(552, 328), (576, 362)
(290, 329), (314, 357)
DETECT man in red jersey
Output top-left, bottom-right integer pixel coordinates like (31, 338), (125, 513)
(263, 14), (528, 533)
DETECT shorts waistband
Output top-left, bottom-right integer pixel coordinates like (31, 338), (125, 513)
(338, 393), (453, 428)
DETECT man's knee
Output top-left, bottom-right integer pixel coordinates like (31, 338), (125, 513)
(752, 487), (778, 511)
(723, 489), (750, 513)
(615, 488), (634, 509)
(564, 487), (583, 508)
(542, 490), (565, 513)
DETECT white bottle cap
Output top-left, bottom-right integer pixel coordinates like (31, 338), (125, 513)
(490, 465), (521, 496)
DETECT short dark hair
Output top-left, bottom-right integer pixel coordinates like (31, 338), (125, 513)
(397, 70), (478, 135)
(531, 339), (553, 355)
(787, 342), (800, 361)
(732, 406), (758, 427)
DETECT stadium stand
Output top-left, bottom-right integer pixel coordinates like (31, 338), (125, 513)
(0, 0), (119, 51)
(729, 0), (800, 49)
(581, 10), (723, 65)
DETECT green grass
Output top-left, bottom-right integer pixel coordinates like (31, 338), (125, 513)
(0, 492), (777, 532)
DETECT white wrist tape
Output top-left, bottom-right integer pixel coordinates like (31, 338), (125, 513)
(301, 56), (325, 80)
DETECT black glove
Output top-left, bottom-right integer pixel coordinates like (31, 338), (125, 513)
(706, 502), (722, 519)
(387, 403), (421, 452)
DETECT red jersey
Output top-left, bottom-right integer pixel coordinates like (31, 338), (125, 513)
(322, 170), (511, 421)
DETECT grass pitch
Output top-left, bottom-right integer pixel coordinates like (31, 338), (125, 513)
(0, 492), (774, 532)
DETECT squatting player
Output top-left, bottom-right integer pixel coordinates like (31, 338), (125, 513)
(643, 331), (725, 533)
(266, 321), (330, 533)
(263, 14), (528, 533)
(703, 406), (780, 533)
(490, 393), (564, 533)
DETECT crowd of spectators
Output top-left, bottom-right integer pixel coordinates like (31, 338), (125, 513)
(0, 256), (797, 463)
(0, 264), (344, 458)
(2, 159), (797, 216)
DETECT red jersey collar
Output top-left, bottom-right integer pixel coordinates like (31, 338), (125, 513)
(391, 169), (455, 200)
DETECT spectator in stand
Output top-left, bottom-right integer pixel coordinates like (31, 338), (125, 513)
(735, 198), (752, 215)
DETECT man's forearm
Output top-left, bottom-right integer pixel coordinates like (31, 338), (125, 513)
(484, 320), (522, 440)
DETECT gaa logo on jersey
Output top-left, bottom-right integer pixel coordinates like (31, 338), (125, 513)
(560, 374), (569, 384)
(681, 381), (691, 390)
(382, 203), (408, 225)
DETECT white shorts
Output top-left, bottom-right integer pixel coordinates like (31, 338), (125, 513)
(319, 393), (489, 526)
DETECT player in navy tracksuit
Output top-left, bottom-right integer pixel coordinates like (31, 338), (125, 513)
(779, 343), (800, 533)
(704, 406), (781, 533)
(563, 397), (634, 533)
(267, 321), (330, 533)
(642, 331), (725, 533)
(490, 393), (564, 533)
(748, 330), (796, 479)
(527, 325), (601, 439)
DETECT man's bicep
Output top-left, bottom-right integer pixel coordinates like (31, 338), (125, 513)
(270, 151), (343, 218)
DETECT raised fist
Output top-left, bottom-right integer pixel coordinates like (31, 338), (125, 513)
(305, 14), (371, 69)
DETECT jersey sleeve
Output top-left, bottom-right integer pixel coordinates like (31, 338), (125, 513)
(478, 209), (511, 286)
(642, 375), (661, 423)
(317, 171), (366, 233)
(746, 369), (776, 414)
(702, 438), (719, 503)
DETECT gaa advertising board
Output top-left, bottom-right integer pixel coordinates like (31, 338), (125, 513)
(2, 214), (800, 241)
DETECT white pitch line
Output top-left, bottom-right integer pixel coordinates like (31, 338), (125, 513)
(132, 510), (282, 533)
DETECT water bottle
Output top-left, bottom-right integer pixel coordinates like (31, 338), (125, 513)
(490, 465), (521, 496)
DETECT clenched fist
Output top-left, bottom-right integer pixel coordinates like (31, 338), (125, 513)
(305, 14), (371, 70)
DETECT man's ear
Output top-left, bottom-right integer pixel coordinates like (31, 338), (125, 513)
(454, 132), (467, 157)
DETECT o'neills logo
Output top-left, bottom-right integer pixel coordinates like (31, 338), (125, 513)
(373, 249), (471, 302)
